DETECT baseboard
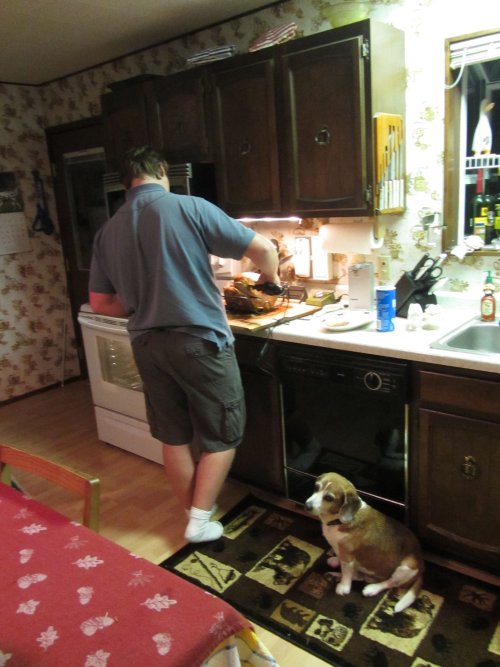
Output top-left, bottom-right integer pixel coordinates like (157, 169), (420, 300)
(423, 550), (500, 587)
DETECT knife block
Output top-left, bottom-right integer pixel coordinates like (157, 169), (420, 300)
(395, 272), (437, 317)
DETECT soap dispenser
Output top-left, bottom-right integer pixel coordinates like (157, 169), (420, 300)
(480, 271), (496, 321)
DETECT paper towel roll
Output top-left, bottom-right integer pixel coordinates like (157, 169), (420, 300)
(319, 222), (383, 254)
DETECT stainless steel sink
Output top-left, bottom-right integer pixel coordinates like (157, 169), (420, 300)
(431, 317), (500, 356)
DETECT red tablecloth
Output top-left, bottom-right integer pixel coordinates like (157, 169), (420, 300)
(0, 484), (253, 666)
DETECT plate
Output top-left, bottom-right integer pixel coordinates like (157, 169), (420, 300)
(316, 308), (374, 332)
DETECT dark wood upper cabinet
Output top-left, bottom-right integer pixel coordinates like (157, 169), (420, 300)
(149, 68), (213, 163)
(101, 79), (158, 172)
(281, 20), (405, 217)
(211, 20), (405, 218)
(279, 31), (366, 216)
(211, 51), (282, 216)
(100, 21), (404, 216)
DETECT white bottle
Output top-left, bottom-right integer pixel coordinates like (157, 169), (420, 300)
(406, 303), (423, 330)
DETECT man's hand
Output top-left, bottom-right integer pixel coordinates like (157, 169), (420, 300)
(244, 234), (280, 286)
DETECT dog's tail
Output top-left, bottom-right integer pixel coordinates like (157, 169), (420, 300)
(394, 575), (422, 614)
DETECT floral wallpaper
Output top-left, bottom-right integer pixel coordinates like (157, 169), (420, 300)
(0, 0), (499, 401)
(0, 83), (78, 401)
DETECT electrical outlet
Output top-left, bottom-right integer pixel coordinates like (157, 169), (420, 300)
(377, 255), (391, 282)
(293, 237), (312, 277)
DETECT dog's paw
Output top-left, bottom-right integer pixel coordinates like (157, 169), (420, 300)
(324, 571), (341, 583)
(326, 556), (340, 568)
(362, 583), (384, 597)
(336, 582), (351, 596)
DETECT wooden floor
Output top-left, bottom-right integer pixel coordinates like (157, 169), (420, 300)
(0, 379), (329, 667)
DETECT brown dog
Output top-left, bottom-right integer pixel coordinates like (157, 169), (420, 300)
(305, 472), (423, 613)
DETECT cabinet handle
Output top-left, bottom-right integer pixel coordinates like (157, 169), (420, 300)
(314, 126), (331, 146)
(240, 140), (252, 156)
(461, 455), (479, 480)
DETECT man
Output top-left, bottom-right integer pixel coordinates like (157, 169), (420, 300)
(89, 145), (279, 543)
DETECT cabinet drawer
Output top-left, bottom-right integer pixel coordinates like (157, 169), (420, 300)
(419, 370), (500, 417)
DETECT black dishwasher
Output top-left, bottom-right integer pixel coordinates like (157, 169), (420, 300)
(276, 343), (410, 521)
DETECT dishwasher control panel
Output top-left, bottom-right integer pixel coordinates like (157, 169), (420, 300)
(276, 346), (408, 397)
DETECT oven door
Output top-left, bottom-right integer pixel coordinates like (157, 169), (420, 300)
(78, 312), (147, 422)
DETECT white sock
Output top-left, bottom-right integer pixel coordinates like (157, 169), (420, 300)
(185, 506), (223, 543)
(184, 504), (217, 518)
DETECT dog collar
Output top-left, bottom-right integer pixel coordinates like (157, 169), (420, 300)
(326, 518), (341, 526)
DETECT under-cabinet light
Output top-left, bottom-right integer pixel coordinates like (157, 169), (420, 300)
(238, 216), (302, 223)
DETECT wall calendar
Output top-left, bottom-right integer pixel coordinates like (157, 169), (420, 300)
(0, 172), (31, 256)
(0, 213), (31, 255)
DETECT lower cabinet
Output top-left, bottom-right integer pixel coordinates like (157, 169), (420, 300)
(231, 336), (285, 495)
(412, 369), (500, 572)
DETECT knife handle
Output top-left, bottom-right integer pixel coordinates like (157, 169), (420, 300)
(410, 252), (430, 278)
(254, 282), (287, 296)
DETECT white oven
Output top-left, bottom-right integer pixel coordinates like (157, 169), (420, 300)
(77, 305), (163, 464)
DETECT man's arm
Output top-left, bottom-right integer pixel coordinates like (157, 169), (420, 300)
(243, 234), (280, 285)
(89, 291), (128, 317)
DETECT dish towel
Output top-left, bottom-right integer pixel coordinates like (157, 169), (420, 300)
(248, 21), (298, 52)
(186, 45), (238, 66)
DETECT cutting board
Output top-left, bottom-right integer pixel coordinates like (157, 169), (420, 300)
(226, 302), (320, 332)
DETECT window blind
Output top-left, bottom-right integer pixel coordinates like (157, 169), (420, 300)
(450, 33), (500, 69)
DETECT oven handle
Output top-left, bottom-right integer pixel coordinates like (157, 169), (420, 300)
(77, 317), (129, 336)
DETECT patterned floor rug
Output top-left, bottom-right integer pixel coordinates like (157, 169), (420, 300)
(160, 495), (500, 667)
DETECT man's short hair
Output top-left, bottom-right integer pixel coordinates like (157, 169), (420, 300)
(119, 145), (168, 189)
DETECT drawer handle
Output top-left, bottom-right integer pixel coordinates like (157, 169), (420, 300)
(315, 126), (331, 146)
(461, 455), (479, 480)
(240, 140), (252, 156)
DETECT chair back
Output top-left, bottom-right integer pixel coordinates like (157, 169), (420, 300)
(0, 444), (100, 531)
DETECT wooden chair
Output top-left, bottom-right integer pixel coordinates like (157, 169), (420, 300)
(0, 444), (101, 531)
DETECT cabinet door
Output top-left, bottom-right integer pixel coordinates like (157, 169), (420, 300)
(231, 337), (285, 494)
(101, 84), (154, 171)
(231, 367), (285, 494)
(211, 54), (281, 216)
(279, 34), (369, 216)
(149, 69), (213, 163)
(416, 408), (500, 571)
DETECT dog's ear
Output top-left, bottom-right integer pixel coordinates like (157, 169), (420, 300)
(339, 487), (362, 523)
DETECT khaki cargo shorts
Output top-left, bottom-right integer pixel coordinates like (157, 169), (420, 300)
(132, 329), (246, 453)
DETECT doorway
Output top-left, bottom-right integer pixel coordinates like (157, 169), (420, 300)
(47, 117), (106, 375)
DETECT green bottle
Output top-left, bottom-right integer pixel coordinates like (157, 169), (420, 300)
(494, 168), (500, 234)
(471, 169), (487, 240)
(485, 172), (496, 244)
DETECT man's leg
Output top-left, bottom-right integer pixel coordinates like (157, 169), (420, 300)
(161, 443), (195, 512)
(192, 448), (236, 511)
(185, 448), (235, 542)
(162, 444), (235, 543)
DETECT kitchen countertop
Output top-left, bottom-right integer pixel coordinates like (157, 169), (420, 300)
(242, 293), (500, 376)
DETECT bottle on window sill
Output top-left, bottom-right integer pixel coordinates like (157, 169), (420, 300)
(485, 171), (496, 244)
(493, 168), (500, 237)
(470, 169), (487, 241)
